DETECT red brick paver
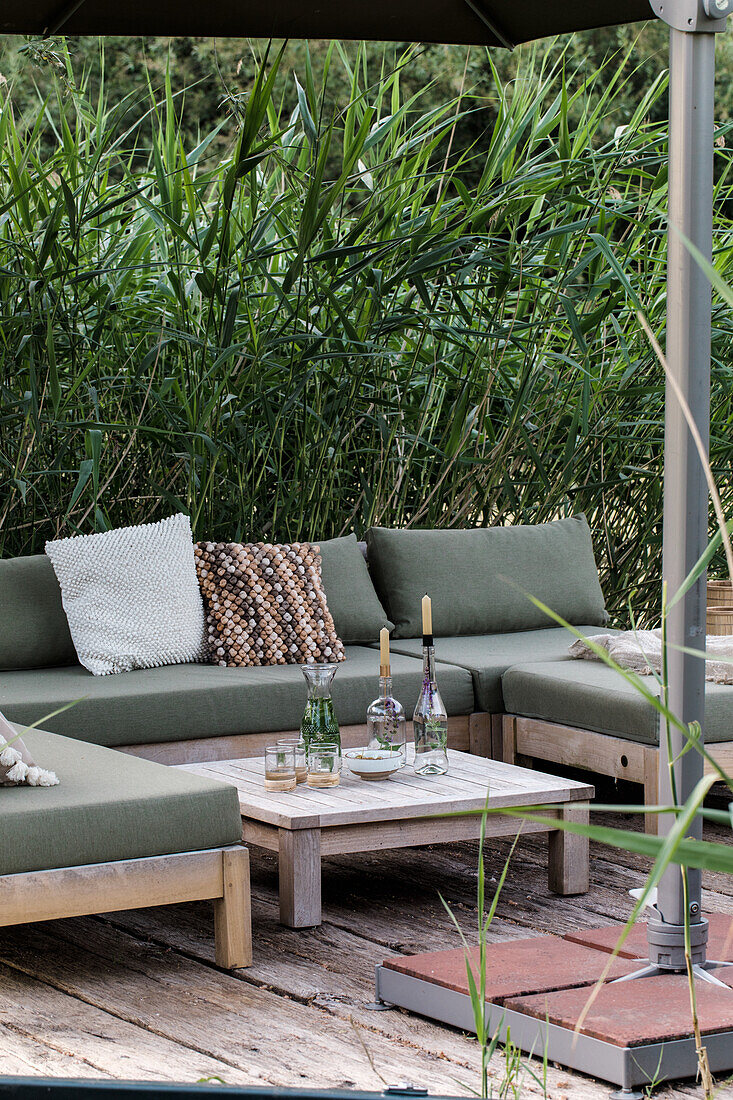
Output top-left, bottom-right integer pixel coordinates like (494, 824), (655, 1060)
(504, 966), (733, 1046)
(565, 913), (733, 962)
(382, 935), (637, 1004)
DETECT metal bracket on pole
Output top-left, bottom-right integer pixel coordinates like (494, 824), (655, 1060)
(649, 0), (730, 32)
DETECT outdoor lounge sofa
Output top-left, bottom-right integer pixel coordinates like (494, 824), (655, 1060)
(0, 537), (482, 762)
(2, 515), (732, 839)
(0, 727), (252, 968)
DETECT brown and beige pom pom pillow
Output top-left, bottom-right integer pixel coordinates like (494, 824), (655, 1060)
(0, 710), (58, 787)
(195, 542), (345, 667)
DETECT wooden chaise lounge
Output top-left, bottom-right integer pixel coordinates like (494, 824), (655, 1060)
(0, 728), (252, 968)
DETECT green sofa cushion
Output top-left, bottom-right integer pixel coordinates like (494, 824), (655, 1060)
(366, 516), (607, 639)
(318, 534), (392, 644)
(388, 627), (614, 713)
(502, 660), (733, 746)
(0, 728), (242, 877)
(0, 555), (77, 670)
(0, 646), (474, 748)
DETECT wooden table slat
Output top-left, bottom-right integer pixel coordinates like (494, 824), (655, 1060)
(180, 745), (592, 830)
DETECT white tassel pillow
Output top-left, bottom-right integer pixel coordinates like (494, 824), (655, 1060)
(46, 514), (206, 676)
(0, 710), (58, 787)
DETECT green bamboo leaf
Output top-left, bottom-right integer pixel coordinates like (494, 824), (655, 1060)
(66, 459), (94, 515)
(221, 290), (240, 349)
(294, 75), (317, 148)
(86, 428), (103, 501)
(588, 232), (643, 308)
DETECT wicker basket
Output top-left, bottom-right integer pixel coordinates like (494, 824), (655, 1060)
(707, 605), (733, 636)
(708, 579), (733, 607)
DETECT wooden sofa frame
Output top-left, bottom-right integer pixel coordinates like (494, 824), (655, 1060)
(0, 844), (252, 969)
(501, 714), (733, 835)
(117, 708), (730, 837)
(118, 713), (495, 765)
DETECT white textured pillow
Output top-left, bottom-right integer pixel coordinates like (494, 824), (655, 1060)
(45, 514), (206, 676)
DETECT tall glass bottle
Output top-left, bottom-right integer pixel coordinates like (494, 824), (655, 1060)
(367, 629), (406, 762)
(300, 663), (341, 751)
(413, 596), (448, 775)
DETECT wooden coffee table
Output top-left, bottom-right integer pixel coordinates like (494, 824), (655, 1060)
(179, 747), (593, 928)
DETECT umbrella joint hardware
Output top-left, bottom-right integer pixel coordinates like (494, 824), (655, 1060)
(648, 0), (730, 32)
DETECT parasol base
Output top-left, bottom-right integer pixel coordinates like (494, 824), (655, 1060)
(374, 916), (733, 1094)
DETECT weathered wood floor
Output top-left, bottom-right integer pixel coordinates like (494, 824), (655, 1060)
(1, 805), (732, 1099)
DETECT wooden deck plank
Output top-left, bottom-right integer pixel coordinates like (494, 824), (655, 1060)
(0, 961), (258, 1083)
(0, 919), (476, 1094)
(0, 1021), (115, 1080)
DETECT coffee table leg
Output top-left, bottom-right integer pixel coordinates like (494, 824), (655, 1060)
(548, 802), (589, 895)
(278, 827), (322, 927)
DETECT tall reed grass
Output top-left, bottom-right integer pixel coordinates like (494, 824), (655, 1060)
(1, 41), (733, 623)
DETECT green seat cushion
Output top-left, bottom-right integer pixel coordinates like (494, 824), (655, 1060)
(387, 627), (614, 713)
(0, 646), (474, 748)
(318, 534), (392, 644)
(0, 555), (77, 670)
(366, 516), (607, 639)
(0, 728), (242, 877)
(502, 660), (733, 746)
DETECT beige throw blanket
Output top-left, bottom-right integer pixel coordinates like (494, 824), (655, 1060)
(569, 630), (733, 685)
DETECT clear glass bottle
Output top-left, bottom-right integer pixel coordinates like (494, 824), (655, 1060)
(300, 663), (340, 751)
(367, 675), (406, 763)
(413, 643), (448, 775)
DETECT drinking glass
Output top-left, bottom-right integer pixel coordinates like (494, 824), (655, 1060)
(306, 742), (341, 788)
(264, 744), (296, 792)
(277, 737), (307, 784)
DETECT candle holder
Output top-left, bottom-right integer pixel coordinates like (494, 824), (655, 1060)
(413, 594), (448, 775)
(367, 626), (406, 762)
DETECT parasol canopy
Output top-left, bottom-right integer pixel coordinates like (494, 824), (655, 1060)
(1, 0), (651, 45)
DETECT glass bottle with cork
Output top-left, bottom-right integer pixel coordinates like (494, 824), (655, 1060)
(412, 594), (448, 775)
(366, 628), (406, 763)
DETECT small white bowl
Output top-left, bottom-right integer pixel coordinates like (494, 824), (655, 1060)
(344, 747), (404, 781)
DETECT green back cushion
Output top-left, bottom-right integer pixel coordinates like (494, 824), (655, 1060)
(0, 555), (77, 670)
(318, 534), (392, 644)
(366, 516), (607, 638)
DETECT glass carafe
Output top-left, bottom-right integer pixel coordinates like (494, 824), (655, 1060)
(300, 663), (341, 751)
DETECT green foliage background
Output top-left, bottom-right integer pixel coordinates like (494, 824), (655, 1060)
(4, 26), (733, 156)
(1, 33), (732, 624)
